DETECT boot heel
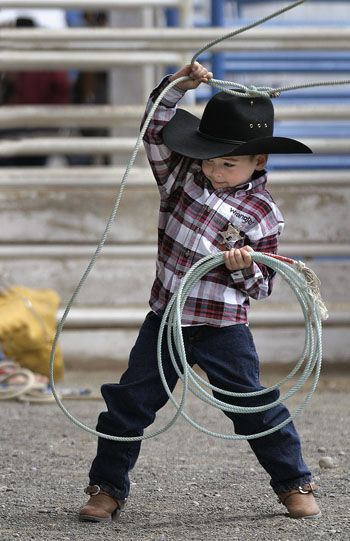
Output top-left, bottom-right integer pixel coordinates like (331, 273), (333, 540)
(111, 508), (121, 521)
(111, 499), (126, 521)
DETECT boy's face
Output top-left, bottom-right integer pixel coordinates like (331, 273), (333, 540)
(201, 154), (267, 190)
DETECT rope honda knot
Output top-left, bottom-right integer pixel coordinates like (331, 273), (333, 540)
(295, 261), (329, 321)
(246, 84), (270, 97)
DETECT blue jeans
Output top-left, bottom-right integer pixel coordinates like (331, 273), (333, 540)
(89, 311), (311, 500)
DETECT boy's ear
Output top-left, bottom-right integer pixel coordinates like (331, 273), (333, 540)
(255, 154), (268, 170)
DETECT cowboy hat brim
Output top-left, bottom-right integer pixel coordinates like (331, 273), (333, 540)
(162, 109), (312, 159)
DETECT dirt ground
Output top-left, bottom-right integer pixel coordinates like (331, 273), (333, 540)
(1, 369), (349, 541)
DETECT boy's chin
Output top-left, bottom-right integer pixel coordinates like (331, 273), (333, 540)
(211, 181), (227, 188)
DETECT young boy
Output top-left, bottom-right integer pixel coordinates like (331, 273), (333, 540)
(79, 62), (320, 522)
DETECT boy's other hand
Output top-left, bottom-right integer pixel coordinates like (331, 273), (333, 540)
(224, 246), (254, 271)
(169, 62), (213, 91)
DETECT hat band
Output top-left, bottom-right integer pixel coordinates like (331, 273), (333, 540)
(197, 129), (245, 146)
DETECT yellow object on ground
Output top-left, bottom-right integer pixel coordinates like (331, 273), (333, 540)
(0, 286), (64, 380)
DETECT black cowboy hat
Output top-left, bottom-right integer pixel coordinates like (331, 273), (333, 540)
(162, 90), (312, 159)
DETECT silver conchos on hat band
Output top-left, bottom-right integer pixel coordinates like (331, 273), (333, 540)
(250, 123), (268, 128)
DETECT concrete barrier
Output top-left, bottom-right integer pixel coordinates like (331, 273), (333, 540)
(0, 244), (348, 308)
(0, 168), (349, 244)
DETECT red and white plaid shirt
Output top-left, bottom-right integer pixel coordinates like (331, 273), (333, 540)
(143, 77), (284, 327)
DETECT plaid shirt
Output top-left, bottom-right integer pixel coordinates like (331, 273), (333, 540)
(142, 77), (284, 327)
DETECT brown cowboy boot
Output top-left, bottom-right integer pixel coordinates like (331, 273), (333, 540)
(79, 485), (127, 522)
(278, 483), (321, 519)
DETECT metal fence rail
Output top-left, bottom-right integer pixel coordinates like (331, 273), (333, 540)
(0, 0), (180, 7)
(56, 306), (349, 329)
(1, 137), (350, 156)
(1, 104), (350, 129)
(2, 243), (349, 259)
(2, 27), (350, 51)
(0, 167), (349, 186)
(0, 50), (183, 70)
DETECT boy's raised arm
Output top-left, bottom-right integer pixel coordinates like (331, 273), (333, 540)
(141, 63), (212, 192)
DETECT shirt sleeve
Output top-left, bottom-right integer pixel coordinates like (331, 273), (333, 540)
(141, 76), (192, 196)
(229, 233), (279, 300)
(228, 191), (284, 305)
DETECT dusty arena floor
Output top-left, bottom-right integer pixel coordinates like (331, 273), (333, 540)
(1, 369), (349, 541)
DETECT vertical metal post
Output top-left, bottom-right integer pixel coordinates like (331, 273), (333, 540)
(236, 0), (243, 19)
(178, 0), (192, 27)
(211, 0), (225, 93)
(165, 6), (180, 75)
(165, 6), (179, 26)
(109, 8), (147, 166)
(165, 3), (193, 104)
(165, 1), (191, 27)
(141, 6), (156, 104)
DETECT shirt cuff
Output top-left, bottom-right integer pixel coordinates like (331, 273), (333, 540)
(152, 75), (186, 107)
(163, 84), (186, 105)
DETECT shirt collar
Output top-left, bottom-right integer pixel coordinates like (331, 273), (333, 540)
(247, 170), (268, 192)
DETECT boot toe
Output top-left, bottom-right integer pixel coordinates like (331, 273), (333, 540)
(278, 483), (321, 519)
(79, 504), (113, 522)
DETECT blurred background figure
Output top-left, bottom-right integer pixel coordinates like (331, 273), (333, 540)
(67, 10), (109, 166)
(0, 12), (70, 166)
(0, 7), (66, 29)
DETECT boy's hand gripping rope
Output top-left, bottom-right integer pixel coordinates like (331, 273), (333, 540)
(49, 0), (332, 441)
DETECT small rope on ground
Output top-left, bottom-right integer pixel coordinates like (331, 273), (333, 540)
(0, 361), (36, 400)
(0, 361), (55, 403)
(0, 360), (98, 403)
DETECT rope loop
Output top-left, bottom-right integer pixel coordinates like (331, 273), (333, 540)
(190, 0), (350, 100)
(50, 249), (326, 442)
(206, 79), (274, 98)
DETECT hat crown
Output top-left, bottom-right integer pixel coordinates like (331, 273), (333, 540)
(198, 91), (274, 145)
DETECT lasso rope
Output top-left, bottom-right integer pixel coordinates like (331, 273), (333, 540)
(192, 0), (350, 98)
(49, 0), (333, 441)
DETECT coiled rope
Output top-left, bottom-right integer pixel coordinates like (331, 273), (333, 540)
(49, 0), (333, 441)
